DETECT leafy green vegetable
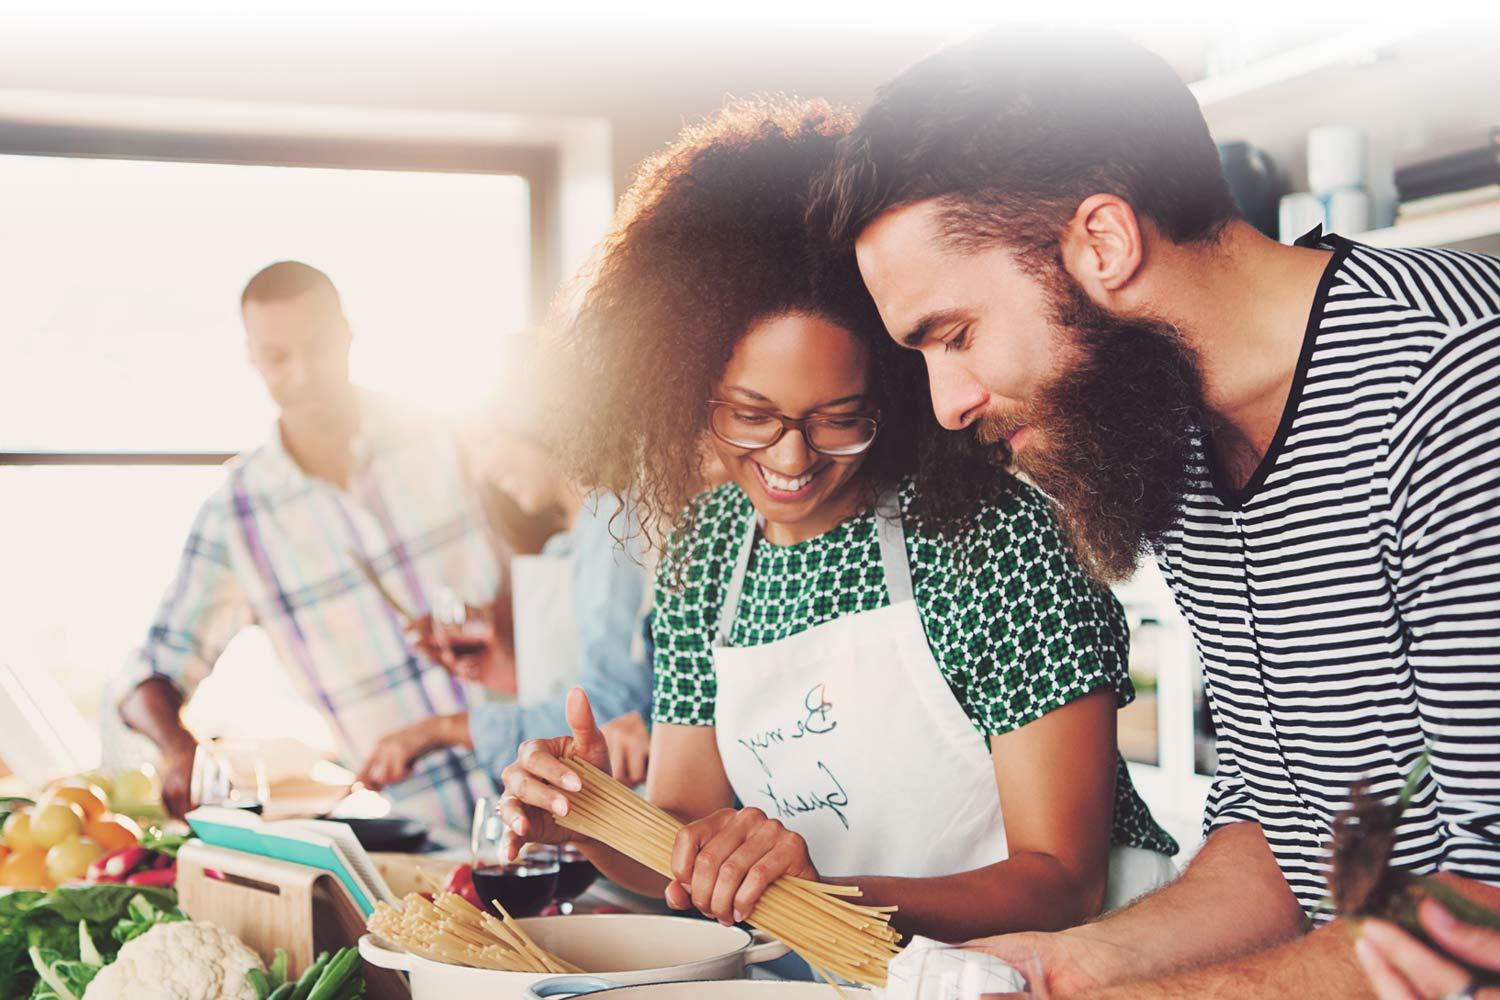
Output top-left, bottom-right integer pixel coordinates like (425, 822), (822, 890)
(137, 827), (191, 859)
(0, 886), (183, 1000)
(27, 885), (177, 926)
(110, 893), (186, 947)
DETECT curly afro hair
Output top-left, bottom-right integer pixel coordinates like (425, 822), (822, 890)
(549, 96), (1012, 560)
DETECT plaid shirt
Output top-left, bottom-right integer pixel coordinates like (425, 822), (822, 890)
(119, 393), (499, 833)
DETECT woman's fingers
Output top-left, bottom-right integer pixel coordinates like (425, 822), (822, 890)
(712, 822), (786, 923)
(498, 793), (538, 838)
(663, 879), (692, 910)
(1359, 920), (1471, 1000)
(689, 809), (770, 921)
(671, 809), (734, 885)
(1419, 899), (1500, 972)
(515, 737), (583, 796)
(732, 828), (807, 921)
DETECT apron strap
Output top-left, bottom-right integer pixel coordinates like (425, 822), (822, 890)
(874, 491), (914, 605)
(715, 487), (915, 646)
(715, 507), (761, 648)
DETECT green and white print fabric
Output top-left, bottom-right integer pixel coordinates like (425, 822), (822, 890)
(652, 478), (1179, 856)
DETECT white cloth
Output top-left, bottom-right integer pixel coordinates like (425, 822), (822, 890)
(879, 936), (1028, 999)
(711, 494), (1008, 878)
(510, 552), (579, 706)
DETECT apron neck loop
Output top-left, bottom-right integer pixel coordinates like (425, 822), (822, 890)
(713, 487), (913, 647)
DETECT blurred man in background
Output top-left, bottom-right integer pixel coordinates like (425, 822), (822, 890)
(116, 260), (504, 834)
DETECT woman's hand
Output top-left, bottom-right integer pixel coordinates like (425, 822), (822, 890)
(498, 688), (609, 859)
(1356, 894), (1500, 1000)
(665, 806), (818, 924)
(599, 711), (651, 787)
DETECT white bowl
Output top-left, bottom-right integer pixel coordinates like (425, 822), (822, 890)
(359, 913), (789, 1000)
(526, 979), (864, 998)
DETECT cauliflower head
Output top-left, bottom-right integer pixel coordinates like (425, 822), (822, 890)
(82, 920), (265, 1000)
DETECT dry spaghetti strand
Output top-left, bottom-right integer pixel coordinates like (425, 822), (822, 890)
(554, 757), (900, 988)
(367, 891), (582, 974)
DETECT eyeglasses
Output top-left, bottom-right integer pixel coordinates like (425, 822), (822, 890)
(706, 400), (880, 457)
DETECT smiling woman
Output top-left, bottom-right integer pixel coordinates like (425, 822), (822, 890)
(499, 97), (1179, 957)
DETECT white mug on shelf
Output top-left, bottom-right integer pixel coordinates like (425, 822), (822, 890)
(1307, 126), (1368, 195)
(1324, 188), (1373, 236)
(1279, 192), (1325, 244)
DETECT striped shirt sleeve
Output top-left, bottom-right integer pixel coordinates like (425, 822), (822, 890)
(116, 493), (254, 698)
(1385, 314), (1500, 881)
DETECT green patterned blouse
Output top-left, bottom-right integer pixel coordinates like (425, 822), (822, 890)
(651, 477), (1178, 857)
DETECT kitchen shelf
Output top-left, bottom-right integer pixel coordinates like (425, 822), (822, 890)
(1351, 198), (1500, 249)
(1188, 26), (1419, 112)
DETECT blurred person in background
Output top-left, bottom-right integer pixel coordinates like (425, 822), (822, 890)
(115, 260), (504, 834)
(357, 408), (663, 790)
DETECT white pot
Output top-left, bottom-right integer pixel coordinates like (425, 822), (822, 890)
(525, 980), (863, 998)
(359, 913), (790, 1000)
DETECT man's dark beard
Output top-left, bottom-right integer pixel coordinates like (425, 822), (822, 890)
(980, 278), (1206, 583)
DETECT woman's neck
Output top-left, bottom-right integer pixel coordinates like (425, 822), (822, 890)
(760, 472), (873, 546)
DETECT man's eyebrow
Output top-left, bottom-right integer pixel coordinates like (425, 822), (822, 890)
(899, 309), (967, 348)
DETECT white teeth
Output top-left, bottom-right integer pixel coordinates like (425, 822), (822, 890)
(760, 465), (814, 492)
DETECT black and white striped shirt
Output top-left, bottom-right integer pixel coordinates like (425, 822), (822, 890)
(1156, 230), (1500, 916)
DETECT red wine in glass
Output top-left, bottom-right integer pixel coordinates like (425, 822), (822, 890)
(553, 846), (598, 909)
(448, 635), (490, 657)
(471, 861), (559, 918)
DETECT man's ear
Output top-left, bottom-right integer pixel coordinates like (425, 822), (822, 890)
(1060, 194), (1145, 307)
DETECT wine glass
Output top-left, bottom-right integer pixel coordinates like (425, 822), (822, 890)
(471, 796), (559, 918)
(433, 584), (497, 669)
(524, 843), (597, 915)
(190, 739), (269, 813)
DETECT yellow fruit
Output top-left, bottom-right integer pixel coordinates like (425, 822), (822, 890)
(45, 836), (105, 884)
(3, 811), (38, 851)
(44, 784), (110, 822)
(85, 814), (141, 853)
(29, 801), (86, 849)
(112, 767), (158, 807)
(0, 848), (50, 889)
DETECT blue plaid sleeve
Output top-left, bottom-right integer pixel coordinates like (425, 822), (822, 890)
(116, 493), (253, 698)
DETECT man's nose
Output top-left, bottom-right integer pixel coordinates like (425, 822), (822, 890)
(928, 358), (989, 431)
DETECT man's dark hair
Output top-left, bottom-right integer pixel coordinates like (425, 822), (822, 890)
(241, 260), (341, 309)
(809, 27), (1238, 264)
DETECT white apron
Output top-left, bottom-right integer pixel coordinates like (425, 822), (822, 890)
(712, 495), (1177, 903)
(510, 552), (579, 707)
(712, 495), (1008, 878)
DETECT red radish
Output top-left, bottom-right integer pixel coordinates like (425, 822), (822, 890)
(125, 866), (175, 886)
(151, 852), (173, 870)
(104, 846), (150, 880)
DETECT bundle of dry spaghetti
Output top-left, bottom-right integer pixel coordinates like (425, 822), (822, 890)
(553, 757), (901, 988)
(367, 890), (582, 974)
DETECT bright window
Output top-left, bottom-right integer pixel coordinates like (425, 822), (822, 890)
(0, 153), (532, 778)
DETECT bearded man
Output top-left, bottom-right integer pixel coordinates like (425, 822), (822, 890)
(811, 27), (1500, 1000)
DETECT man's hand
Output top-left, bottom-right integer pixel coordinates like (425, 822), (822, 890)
(406, 613), (517, 693)
(159, 737), (200, 819)
(1356, 876), (1500, 1000)
(600, 712), (650, 787)
(357, 714), (465, 790)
